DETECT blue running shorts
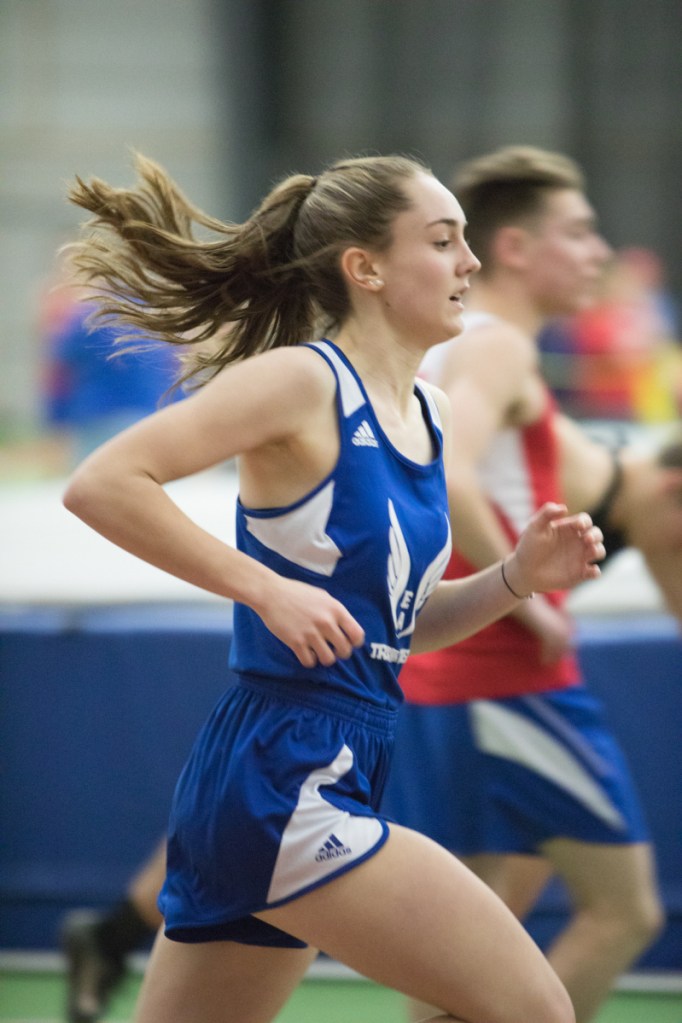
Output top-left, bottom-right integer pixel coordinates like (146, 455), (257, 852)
(382, 683), (650, 855)
(160, 676), (397, 947)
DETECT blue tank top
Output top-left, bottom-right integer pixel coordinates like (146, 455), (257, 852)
(229, 340), (452, 711)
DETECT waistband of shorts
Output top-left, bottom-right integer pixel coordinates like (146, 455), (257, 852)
(233, 673), (398, 737)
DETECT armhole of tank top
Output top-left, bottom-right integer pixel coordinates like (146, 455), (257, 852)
(414, 380), (444, 466)
(414, 379), (442, 433)
(301, 341), (356, 462)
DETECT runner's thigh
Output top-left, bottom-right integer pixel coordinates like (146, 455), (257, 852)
(134, 930), (317, 1023)
(257, 824), (574, 1023)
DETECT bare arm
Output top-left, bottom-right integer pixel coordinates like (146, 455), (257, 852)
(642, 550), (682, 627)
(63, 346), (365, 668)
(606, 453), (682, 626)
(554, 412), (617, 515)
(412, 504), (604, 653)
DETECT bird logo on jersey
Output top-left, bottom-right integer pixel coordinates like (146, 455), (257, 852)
(387, 499), (451, 639)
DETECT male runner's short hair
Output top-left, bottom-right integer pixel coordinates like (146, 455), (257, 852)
(452, 145), (585, 268)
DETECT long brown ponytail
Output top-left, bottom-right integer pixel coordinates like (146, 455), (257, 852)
(68, 152), (428, 388)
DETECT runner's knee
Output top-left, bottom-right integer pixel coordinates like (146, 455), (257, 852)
(576, 888), (665, 950)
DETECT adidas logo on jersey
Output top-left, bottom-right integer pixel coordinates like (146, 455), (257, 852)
(352, 420), (378, 447)
(315, 833), (352, 862)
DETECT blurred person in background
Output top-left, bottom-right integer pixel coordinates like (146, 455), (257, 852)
(39, 251), (182, 468)
(382, 146), (668, 1023)
(62, 840), (166, 1023)
(539, 246), (682, 422)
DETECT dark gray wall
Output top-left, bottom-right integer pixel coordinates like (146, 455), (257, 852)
(218, 0), (682, 301)
(0, 0), (224, 432)
(2, 0), (680, 433)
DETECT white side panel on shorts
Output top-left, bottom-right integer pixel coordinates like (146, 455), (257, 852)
(471, 700), (626, 831)
(266, 743), (384, 904)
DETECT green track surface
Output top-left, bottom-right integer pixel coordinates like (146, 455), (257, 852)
(2, 973), (682, 1023)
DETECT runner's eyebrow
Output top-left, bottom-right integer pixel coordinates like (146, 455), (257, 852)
(425, 218), (467, 230)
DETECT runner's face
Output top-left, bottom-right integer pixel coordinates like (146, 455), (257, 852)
(524, 189), (612, 316)
(375, 172), (481, 348)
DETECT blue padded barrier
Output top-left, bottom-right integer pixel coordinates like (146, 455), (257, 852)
(0, 605), (680, 965)
(0, 604), (236, 950)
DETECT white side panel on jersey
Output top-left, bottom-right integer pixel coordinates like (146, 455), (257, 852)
(244, 480), (342, 577)
(266, 743), (384, 904)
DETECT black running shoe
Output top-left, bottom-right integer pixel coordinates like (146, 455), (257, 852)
(61, 910), (126, 1023)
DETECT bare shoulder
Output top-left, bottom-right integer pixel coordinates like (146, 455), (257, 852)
(442, 319), (535, 380)
(108, 342), (340, 483)
(184, 343), (338, 446)
(206, 343), (336, 406)
(267, 342), (337, 392)
(434, 320), (536, 422)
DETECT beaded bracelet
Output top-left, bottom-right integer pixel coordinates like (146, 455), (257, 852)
(501, 559), (534, 600)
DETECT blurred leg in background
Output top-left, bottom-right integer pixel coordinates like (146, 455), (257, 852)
(62, 838), (165, 1023)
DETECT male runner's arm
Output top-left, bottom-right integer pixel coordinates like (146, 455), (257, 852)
(642, 550), (682, 625)
(626, 460), (682, 626)
(557, 413), (682, 626)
